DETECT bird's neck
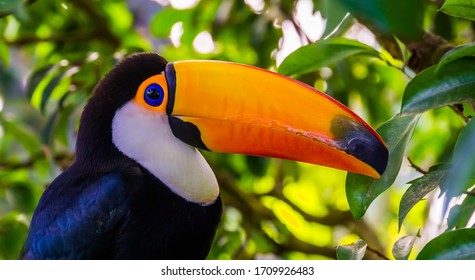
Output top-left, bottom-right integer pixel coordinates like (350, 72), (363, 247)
(75, 96), (131, 171)
(111, 101), (220, 206)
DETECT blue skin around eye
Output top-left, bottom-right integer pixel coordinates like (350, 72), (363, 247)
(144, 84), (164, 106)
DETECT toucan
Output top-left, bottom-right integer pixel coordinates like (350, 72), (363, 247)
(21, 53), (388, 259)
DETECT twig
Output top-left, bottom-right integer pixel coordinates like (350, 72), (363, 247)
(450, 104), (471, 123)
(216, 170), (339, 259)
(463, 191), (475, 197)
(365, 245), (390, 260)
(0, 151), (74, 170)
(407, 157), (428, 174)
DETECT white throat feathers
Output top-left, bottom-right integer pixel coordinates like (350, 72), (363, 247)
(112, 101), (219, 206)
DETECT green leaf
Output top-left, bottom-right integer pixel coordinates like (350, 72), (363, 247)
(464, 102), (475, 117)
(6, 182), (37, 213)
(442, 119), (475, 208)
(401, 58), (475, 115)
(336, 239), (367, 260)
(0, 212), (29, 260)
(0, 0), (25, 18)
(392, 233), (419, 260)
(398, 165), (449, 230)
(39, 70), (67, 113)
(440, 0), (475, 21)
(55, 104), (76, 146)
(278, 38), (381, 76)
(320, 0), (352, 39)
(25, 64), (55, 99)
(0, 39), (8, 66)
(437, 42), (475, 73)
(41, 110), (59, 145)
(346, 114), (419, 219)
(338, 0), (424, 41)
(417, 228), (475, 259)
(0, 115), (42, 154)
(150, 7), (194, 38)
(447, 195), (475, 230)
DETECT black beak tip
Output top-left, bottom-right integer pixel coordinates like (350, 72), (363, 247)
(331, 115), (389, 176)
(345, 135), (389, 176)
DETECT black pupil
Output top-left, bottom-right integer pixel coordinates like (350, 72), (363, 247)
(147, 88), (161, 100)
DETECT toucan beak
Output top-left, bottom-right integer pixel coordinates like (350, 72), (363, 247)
(163, 61), (388, 178)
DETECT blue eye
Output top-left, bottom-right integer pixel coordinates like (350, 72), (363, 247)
(144, 84), (164, 107)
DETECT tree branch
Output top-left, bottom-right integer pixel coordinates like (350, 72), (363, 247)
(216, 170), (339, 259)
(366, 245), (390, 260)
(0, 151), (74, 170)
(405, 31), (454, 73)
(407, 157), (428, 174)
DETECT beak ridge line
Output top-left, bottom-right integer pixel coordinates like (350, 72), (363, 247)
(165, 63), (176, 115)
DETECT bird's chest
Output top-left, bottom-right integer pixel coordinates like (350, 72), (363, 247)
(114, 175), (222, 259)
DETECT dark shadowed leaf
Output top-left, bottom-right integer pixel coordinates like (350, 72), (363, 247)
(338, 0), (424, 41)
(401, 58), (475, 115)
(346, 114), (419, 219)
(417, 228), (475, 259)
(55, 104), (77, 146)
(278, 38), (381, 76)
(0, 0), (24, 18)
(336, 239), (367, 260)
(437, 42), (475, 73)
(25, 65), (55, 99)
(442, 119), (475, 215)
(41, 110), (59, 145)
(398, 165), (450, 230)
(320, 0), (352, 39)
(392, 232), (419, 260)
(440, 0), (475, 21)
(40, 71), (68, 113)
(447, 195), (475, 230)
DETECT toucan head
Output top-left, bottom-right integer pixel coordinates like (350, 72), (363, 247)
(76, 53), (388, 205)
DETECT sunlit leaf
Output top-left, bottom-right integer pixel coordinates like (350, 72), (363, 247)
(346, 114), (419, 219)
(278, 38), (381, 76)
(440, 0), (475, 21)
(401, 58), (475, 115)
(392, 233), (419, 260)
(398, 165), (449, 230)
(0, 40), (8, 66)
(336, 239), (367, 260)
(0, 212), (29, 260)
(338, 0), (424, 41)
(417, 228), (475, 259)
(437, 42), (475, 73)
(464, 102), (475, 117)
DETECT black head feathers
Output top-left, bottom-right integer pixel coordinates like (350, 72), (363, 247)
(75, 53), (168, 166)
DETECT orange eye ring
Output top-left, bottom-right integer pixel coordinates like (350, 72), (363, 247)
(134, 74), (168, 112)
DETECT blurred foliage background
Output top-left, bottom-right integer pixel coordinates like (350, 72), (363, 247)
(0, 0), (474, 260)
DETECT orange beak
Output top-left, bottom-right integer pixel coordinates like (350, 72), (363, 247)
(164, 61), (388, 178)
